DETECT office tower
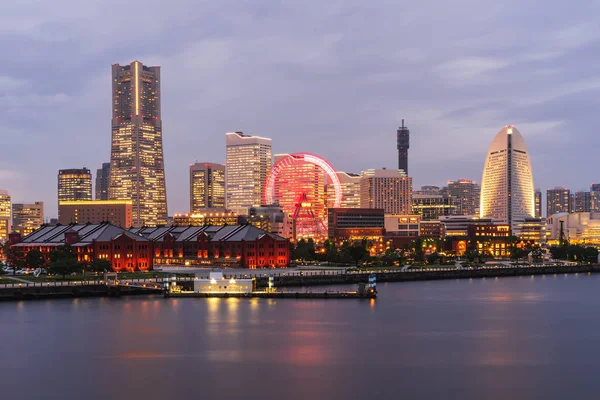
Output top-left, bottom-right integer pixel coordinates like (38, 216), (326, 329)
(58, 200), (133, 227)
(546, 187), (571, 217)
(328, 172), (361, 208)
(574, 191), (591, 213)
(109, 61), (168, 227)
(534, 189), (542, 218)
(225, 132), (272, 215)
(396, 119), (410, 173)
(447, 179), (480, 216)
(0, 190), (10, 242)
(414, 185), (441, 195)
(58, 168), (92, 203)
(591, 184), (600, 212)
(412, 193), (456, 220)
(360, 169), (412, 214)
(95, 162), (110, 200)
(190, 162), (226, 213)
(12, 202), (44, 237)
(480, 126), (535, 232)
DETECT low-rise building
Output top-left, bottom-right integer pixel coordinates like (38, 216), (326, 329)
(58, 200), (132, 228)
(547, 212), (600, 245)
(420, 221), (443, 240)
(327, 208), (384, 242)
(193, 271), (254, 294)
(173, 212), (239, 226)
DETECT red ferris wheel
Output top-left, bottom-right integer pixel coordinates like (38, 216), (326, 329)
(263, 153), (343, 240)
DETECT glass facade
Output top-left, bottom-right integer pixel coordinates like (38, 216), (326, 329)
(546, 187), (571, 217)
(12, 202), (44, 237)
(225, 132), (272, 215)
(189, 163), (226, 213)
(480, 126), (535, 233)
(109, 61), (168, 227)
(58, 168), (92, 203)
(95, 162), (110, 201)
(360, 169), (412, 215)
(447, 179), (480, 216)
(0, 190), (10, 242)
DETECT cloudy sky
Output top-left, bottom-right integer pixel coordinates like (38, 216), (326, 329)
(2, 0), (599, 218)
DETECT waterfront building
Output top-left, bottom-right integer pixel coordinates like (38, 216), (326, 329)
(58, 168), (92, 206)
(109, 61), (168, 227)
(327, 208), (384, 241)
(10, 222), (153, 271)
(574, 191), (591, 213)
(547, 212), (600, 245)
(411, 193), (456, 220)
(58, 200), (133, 228)
(547, 187), (571, 217)
(133, 224), (290, 268)
(189, 162), (226, 213)
(12, 202), (44, 236)
(419, 220), (444, 240)
(328, 172), (361, 208)
(447, 179), (480, 216)
(0, 190), (10, 242)
(396, 119), (410, 174)
(384, 215), (420, 237)
(516, 217), (546, 245)
(194, 271), (254, 294)
(535, 189), (542, 218)
(466, 223), (511, 257)
(173, 212), (239, 227)
(360, 169), (412, 215)
(480, 126), (535, 234)
(95, 163), (110, 200)
(226, 132), (272, 215)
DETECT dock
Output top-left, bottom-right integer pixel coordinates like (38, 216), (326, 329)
(164, 290), (376, 299)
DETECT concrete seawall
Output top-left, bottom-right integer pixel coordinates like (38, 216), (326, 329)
(0, 284), (161, 301)
(254, 265), (600, 288)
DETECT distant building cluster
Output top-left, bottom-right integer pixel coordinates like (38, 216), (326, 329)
(2, 60), (598, 271)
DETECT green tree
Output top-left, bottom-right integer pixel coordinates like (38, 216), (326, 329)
(348, 241), (368, 267)
(48, 245), (80, 278)
(25, 249), (46, 269)
(583, 247), (599, 264)
(88, 259), (112, 273)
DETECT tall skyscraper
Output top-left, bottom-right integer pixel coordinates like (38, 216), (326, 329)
(480, 126), (535, 232)
(189, 162), (226, 213)
(546, 187), (571, 217)
(109, 61), (168, 227)
(95, 162), (110, 200)
(574, 191), (591, 213)
(0, 190), (10, 242)
(226, 132), (272, 215)
(534, 189), (542, 218)
(58, 168), (92, 204)
(396, 120), (410, 174)
(12, 202), (44, 237)
(590, 184), (600, 212)
(447, 179), (480, 216)
(360, 169), (412, 214)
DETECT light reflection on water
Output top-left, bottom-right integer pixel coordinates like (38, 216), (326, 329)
(3, 275), (600, 399)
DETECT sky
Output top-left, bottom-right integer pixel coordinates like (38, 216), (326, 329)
(2, 0), (600, 219)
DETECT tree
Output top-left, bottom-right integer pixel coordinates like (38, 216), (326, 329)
(3, 243), (26, 275)
(48, 245), (80, 278)
(348, 241), (368, 267)
(88, 259), (112, 273)
(583, 246), (599, 264)
(25, 249), (46, 270)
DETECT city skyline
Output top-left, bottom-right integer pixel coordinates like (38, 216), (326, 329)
(2, 1), (600, 217)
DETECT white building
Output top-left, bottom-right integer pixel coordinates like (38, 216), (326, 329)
(480, 126), (535, 234)
(194, 271), (254, 294)
(360, 169), (412, 215)
(225, 132), (272, 215)
(547, 212), (600, 244)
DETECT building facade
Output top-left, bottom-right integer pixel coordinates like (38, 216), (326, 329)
(535, 189), (542, 218)
(173, 212), (239, 227)
(396, 119), (410, 173)
(58, 168), (92, 205)
(95, 162), (110, 201)
(480, 126), (535, 233)
(58, 200), (133, 228)
(411, 194), (456, 220)
(547, 187), (571, 217)
(384, 215), (420, 237)
(360, 169), (412, 215)
(0, 190), (10, 242)
(12, 202), (44, 236)
(225, 132), (272, 215)
(574, 191), (591, 213)
(109, 61), (168, 227)
(327, 208), (385, 241)
(447, 179), (480, 216)
(547, 212), (600, 245)
(329, 171), (361, 208)
(189, 162), (226, 213)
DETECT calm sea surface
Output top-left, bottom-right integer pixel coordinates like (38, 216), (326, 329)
(2, 274), (600, 399)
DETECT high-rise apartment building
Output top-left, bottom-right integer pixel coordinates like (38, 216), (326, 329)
(360, 169), (412, 214)
(534, 189), (542, 218)
(12, 202), (44, 237)
(95, 162), (110, 200)
(591, 184), (600, 212)
(328, 172), (361, 208)
(109, 61), (168, 227)
(190, 162), (226, 213)
(58, 168), (92, 203)
(225, 132), (272, 215)
(574, 191), (591, 213)
(447, 179), (480, 216)
(396, 120), (410, 174)
(0, 190), (10, 242)
(480, 126), (535, 232)
(546, 187), (571, 217)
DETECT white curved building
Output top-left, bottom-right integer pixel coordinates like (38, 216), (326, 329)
(480, 126), (535, 232)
